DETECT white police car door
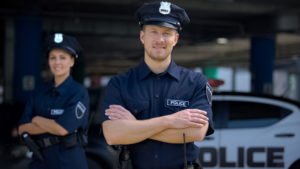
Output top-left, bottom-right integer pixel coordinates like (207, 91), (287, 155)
(194, 95), (223, 169)
(197, 94), (300, 169)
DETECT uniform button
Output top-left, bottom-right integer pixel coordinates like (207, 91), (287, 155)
(155, 94), (159, 98)
(154, 154), (158, 159)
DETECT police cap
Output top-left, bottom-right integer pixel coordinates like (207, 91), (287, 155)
(46, 33), (82, 58)
(135, 1), (190, 31)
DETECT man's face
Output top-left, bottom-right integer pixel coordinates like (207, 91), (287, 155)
(140, 25), (179, 62)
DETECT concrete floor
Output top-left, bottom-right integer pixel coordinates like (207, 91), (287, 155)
(0, 159), (30, 169)
(0, 144), (30, 169)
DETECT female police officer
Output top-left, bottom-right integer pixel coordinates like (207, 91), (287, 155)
(18, 33), (89, 169)
(101, 1), (214, 169)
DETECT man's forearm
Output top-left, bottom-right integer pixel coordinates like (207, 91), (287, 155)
(103, 105), (209, 145)
(102, 116), (170, 145)
(150, 123), (208, 144)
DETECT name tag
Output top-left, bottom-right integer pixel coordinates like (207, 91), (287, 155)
(167, 99), (189, 108)
(51, 109), (64, 115)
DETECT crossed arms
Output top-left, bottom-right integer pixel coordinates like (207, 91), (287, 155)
(102, 105), (209, 145)
(18, 116), (68, 136)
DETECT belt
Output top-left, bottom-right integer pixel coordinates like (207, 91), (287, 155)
(36, 135), (61, 148)
(35, 131), (87, 149)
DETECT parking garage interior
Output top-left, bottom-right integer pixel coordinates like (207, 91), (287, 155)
(1, 0), (300, 168)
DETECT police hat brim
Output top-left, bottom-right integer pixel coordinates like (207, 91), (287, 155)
(143, 21), (178, 30)
(47, 45), (78, 58)
(140, 15), (181, 30)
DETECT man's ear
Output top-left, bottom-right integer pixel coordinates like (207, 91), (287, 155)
(140, 30), (145, 44)
(173, 32), (179, 47)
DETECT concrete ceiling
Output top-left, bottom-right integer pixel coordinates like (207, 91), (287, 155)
(1, 0), (300, 75)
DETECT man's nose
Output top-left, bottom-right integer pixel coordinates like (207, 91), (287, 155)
(156, 34), (165, 42)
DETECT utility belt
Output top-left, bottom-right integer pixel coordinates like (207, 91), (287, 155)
(118, 146), (133, 169)
(117, 145), (202, 169)
(36, 131), (88, 149)
(21, 131), (88, 161)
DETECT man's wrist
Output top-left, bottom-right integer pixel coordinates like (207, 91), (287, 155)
(161, 115), (172, 129)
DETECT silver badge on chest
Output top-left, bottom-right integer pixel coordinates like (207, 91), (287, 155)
(51, 109), (64, 115)
(167, 99), (189, 108)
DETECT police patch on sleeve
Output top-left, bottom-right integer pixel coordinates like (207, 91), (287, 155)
(206, 82), (213, 105)
(75, 101), (86, 119)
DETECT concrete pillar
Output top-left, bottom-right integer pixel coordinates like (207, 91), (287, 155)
(14, 15), (42, 104)
(250, 36), (275, 94)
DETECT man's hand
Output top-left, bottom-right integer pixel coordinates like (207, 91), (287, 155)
(166, 109), (208, 129)
(105, 105), (136, 120)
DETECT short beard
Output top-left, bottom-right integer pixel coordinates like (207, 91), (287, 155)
(146, 49), (169, 62)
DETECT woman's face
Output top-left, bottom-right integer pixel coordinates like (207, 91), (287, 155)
(48, 48), (74, 78)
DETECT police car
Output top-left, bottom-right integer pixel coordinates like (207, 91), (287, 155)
(195, 92), (300, 169)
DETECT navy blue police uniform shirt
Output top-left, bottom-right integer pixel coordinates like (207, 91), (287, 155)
(19, 76), (89, 169)
(100, 60), (214, 169)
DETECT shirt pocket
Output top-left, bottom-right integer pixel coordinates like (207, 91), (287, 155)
(125, 99), (149, 119)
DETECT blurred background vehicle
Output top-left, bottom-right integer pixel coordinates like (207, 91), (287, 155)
(195, 92), (300, 169)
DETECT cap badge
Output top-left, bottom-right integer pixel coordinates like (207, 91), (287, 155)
(54, 33), (63, 43)
(159, 1), (171, 15)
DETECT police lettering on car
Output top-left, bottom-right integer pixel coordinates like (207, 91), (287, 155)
(193, 92), (300, 169)
(18, 33), (89, 169)
(199, 146), (284, 168)
(100, 1), (214, 169)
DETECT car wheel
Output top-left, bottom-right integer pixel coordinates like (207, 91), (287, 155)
(87, 157), (103, 169)
(289, 160), (300, 169)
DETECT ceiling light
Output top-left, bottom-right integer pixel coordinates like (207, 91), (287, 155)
(217, 37), (228, 44)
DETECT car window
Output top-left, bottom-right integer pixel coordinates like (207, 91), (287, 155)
(213, 100), (292, 129)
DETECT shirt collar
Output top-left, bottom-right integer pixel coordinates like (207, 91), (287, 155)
(45, 76), (73, 95)
(137, 59), (152, 80)
(137, 59), (180, 81)
(167, 60), (180, 81)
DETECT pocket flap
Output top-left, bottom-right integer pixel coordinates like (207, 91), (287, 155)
(126, 99), (149, 115)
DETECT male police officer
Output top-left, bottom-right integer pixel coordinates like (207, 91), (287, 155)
(18, 33), (89, 169)
(100, 1), (214, 169)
